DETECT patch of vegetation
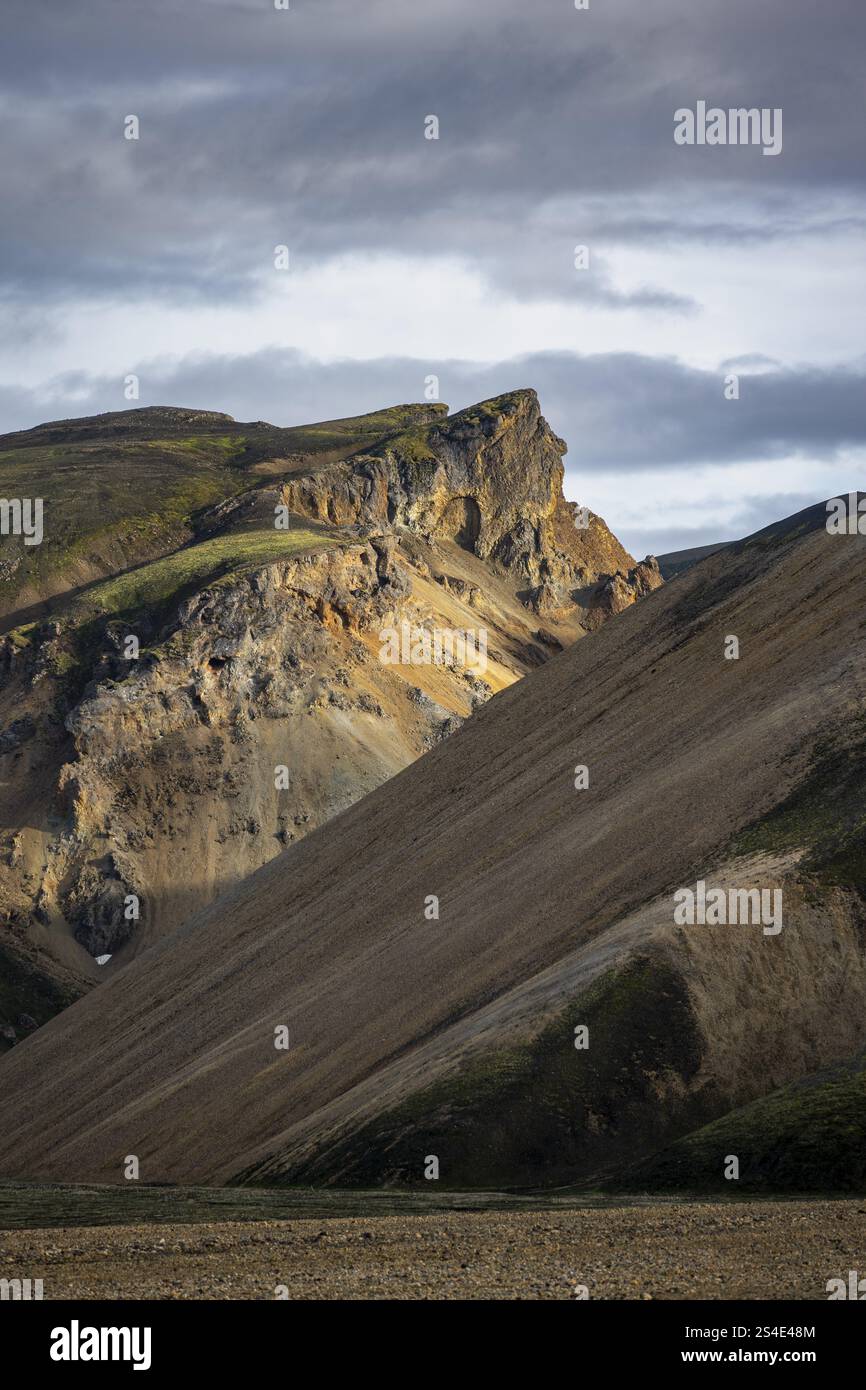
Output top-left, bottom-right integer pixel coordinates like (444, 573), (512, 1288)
(446, 391), (531, 430)
(11, 524), (341, 703)
(611, 1049), (866, 1193)
(240, 955), (715, 1190)
(68, 527), (337, 626)
(0, 405), (451, 617)
(0, 1181), (697, 1232)
(384, 425), (440, 467)
(258, 404), (448, 468)
(42, 526), (340, 695)
(6, 624), (36, 650)
(370, 392), (530, 477)
(0, 939), (85, 1050)
(154, 434), (242, 456)
(730, 714), (866, 893)
(0, 436), (255, 614)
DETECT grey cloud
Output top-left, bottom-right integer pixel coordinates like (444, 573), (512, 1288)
(533, 354), (866, 470)
(1, 0), (865, 309)
(5, 346), (865, 474)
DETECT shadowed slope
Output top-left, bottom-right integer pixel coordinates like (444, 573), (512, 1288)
(610, 1047), (866, 1193)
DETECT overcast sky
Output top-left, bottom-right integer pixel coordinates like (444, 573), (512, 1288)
(1, 0), (864, 556)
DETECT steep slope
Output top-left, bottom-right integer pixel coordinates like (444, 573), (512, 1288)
(0, 390), (659, 1031)
(0, 499), (862, 1186)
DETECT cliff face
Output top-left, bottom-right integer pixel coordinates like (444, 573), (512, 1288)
(0, 390), (659, 1037)
(204, 389), (653, 619)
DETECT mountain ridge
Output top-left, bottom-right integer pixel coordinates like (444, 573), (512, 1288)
(0, 390), (660, 1037)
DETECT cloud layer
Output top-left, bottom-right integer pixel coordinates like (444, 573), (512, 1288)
(1, 0), (864, 553)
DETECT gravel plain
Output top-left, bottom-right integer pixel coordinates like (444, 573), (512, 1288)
(3, 1198), (863, 1300)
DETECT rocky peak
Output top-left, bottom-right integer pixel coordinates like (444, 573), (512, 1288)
(271, 389), (656, 622)
(383, 389), (567, 568)
(0, 390), (662, 1026)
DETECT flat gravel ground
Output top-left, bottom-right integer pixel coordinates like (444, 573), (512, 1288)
(3, 1199), (863, 1300)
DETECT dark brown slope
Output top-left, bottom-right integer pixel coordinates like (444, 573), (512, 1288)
(0, 502), (863, 1185)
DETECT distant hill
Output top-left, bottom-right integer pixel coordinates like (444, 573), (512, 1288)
(656, 541), (727, 579)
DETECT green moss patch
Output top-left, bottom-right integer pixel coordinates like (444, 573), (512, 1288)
(67, 527), (337, 626)
(0, 436), (255, 614)
(0, 939), (85, 1050)
(730, 714), (866, 892)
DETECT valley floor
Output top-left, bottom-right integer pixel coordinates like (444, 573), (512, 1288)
(2, 1193), (862, 1300)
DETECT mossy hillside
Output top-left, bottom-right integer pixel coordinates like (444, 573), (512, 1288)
(0, 939), (85, 1052)
(730, 714), (866, 893)
(611, 1049), (866, 1193)
(0, 406), (241, 449)
(0, 435), (253, 611)
(447, 392), (530, 429)
(0, 404), (445, 612)
(371, 391), (536, 483)
(54, 527), (342, 682)
(384, 426), (440, 469)
(157, 434), (239, 455)
(243, 955), (713, 1190)
(67, 527), (339, 625)
(264, 404), (448, 463)
(6, 527), (342, 696)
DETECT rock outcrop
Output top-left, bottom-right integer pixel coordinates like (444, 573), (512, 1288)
(0, 390), (659, 1029)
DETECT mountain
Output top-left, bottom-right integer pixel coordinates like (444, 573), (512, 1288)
(654, 501), (850, 581)
(656, 542), (727, 580)
(0, 497), (862, 1189)
(0, 390), (659, 1041)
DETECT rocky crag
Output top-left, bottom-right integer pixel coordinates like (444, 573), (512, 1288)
(0, 390), (660, 1039)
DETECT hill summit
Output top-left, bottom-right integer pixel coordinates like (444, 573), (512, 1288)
(0, 390), (660, 1034)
